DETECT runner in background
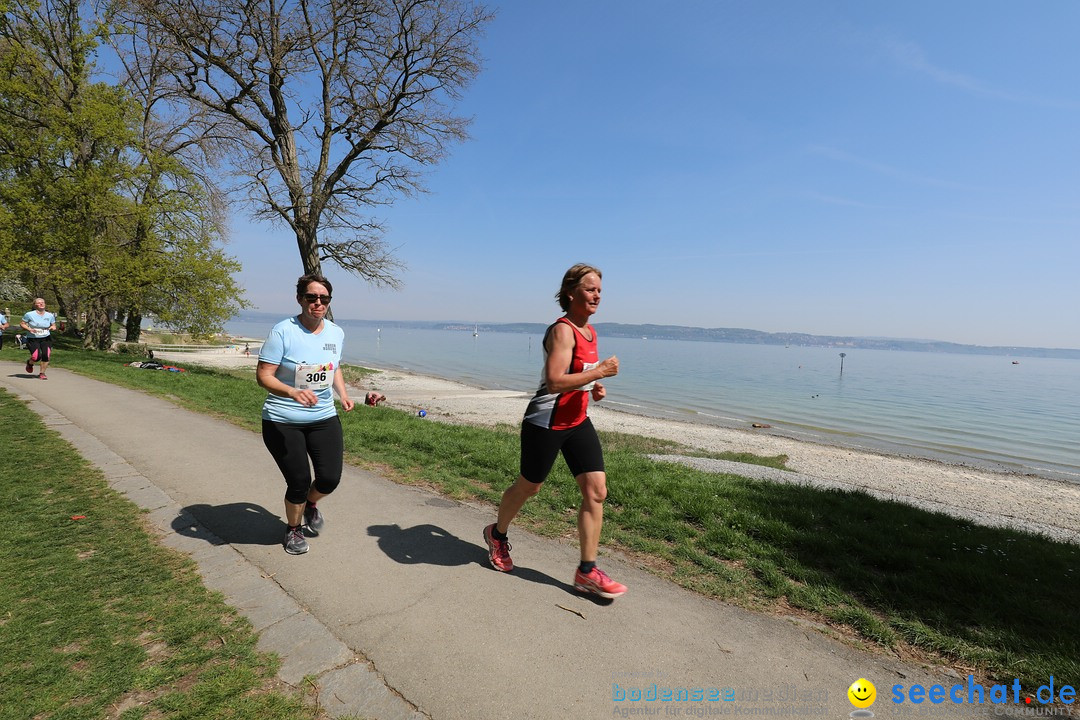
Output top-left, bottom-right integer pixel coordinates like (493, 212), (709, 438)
(20, 298), (56, 380)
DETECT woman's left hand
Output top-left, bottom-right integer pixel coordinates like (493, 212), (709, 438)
(591, 382), (606, 401)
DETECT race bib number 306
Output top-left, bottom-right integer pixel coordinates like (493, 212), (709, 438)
(295, 363), (333, 391)
(578, 360), (599, 391)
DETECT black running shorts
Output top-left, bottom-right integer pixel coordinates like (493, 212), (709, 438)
(519, 417), (604, 483)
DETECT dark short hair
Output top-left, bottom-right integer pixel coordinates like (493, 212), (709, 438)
(555, 263), (602, 312)
(296, 273), (333, 297)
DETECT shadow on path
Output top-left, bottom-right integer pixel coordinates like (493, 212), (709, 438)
(368, 522), (580, 595)
(176, 502), (282, 546)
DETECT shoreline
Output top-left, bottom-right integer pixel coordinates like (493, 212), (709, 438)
(356, 365), (1080, 545)
(160, 351), (1080, 545)
(582, 392), (1067, 482)
(339, 353), (1080, 485)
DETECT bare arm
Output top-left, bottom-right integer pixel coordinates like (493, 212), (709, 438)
(333, 366), (355, 412)
(542, 323), (619, 395)
(256, 361), (318, 407)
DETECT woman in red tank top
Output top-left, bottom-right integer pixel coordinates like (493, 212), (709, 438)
(483, 264), (628, 599)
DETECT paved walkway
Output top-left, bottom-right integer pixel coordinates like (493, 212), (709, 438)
(2, 364), (972, 719)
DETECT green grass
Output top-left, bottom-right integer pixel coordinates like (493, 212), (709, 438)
(340, 364), (380, 385)
(0, 385), (321, 720)
(8, 337), (1079, 696)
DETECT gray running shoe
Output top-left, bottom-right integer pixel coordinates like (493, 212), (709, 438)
(303, 504), (325, 535)
(283, 526), (309, 555)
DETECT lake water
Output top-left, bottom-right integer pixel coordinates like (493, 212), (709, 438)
(228, 318), (1080, 483)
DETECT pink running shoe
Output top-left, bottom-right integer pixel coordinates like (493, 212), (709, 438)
(574, 566), (627, 599)
(26, 360), (34, 373)
(483, 523), (513, 572)
(39, 373), (47, 380)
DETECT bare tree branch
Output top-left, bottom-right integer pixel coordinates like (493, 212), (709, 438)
(114, 0), (491, 284)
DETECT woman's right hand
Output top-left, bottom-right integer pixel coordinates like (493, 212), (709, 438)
(290, 388), (319, 407)
(596, 355), (619, 378)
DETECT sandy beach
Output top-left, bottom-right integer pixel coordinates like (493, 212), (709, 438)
(158, 350), (1080, 545)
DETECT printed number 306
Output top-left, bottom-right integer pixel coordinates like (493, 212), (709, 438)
(305, 372), (327, 383)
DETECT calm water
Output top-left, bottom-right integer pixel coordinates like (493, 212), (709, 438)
(229, 319), (1080, 483)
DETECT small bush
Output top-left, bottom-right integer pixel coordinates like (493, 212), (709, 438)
(113, 342), (151, 357)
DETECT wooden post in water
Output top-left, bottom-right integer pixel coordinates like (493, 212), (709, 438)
(839, 352), (847, 376)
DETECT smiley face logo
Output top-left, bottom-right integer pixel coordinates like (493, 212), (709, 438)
(848, 678), (876, 708)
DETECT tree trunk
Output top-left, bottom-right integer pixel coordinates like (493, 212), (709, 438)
(124, 309), (142, 342)
(296, 226), (333, 319)
(296, 225), (322, 276)
(51, 285), (79, 335)
(52, 289), (71, 323)
(81, 297), (112, 350)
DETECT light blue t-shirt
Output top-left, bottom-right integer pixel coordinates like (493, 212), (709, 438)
(22, 310), (56, 338)
(0, 313), (7, 327)
(259, 317), (345, 424)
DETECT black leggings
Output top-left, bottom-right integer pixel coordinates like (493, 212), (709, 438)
(262, 416), (344, 504)
(26, 336), (51, 363)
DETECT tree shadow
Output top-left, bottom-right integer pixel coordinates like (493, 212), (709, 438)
(367, 523), (577, 594)
(175, 502), (282, 546)
(672, 475), (1080, 682)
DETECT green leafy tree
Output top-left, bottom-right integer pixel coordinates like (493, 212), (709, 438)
(118, 151), (247, 340)
(0, 0), (135, 348)
(111, 18), (244, 341)
(0, 0), (246, 347)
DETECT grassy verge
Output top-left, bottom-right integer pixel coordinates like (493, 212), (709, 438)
(0, 386), (319, 719)
(9, 339), (1078, 695)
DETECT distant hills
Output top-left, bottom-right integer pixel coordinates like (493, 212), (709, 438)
(597, 324), (1080, 359)
(232, 311), (1080, 360)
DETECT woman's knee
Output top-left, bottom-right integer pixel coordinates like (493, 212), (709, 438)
(311, 475), (341, 495)
(517, 475), (545, 496)
(577, 472), (607, 505)
(284, 483), (311, 504)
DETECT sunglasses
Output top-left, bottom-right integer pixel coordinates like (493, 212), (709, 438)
(302, 293), (332, 305)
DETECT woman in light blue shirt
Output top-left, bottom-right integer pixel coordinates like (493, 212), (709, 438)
(20, 298), (57, 379)
(256, 273), (384, 555)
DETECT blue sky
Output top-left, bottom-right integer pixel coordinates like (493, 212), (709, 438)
(229, 1), (1080, 349)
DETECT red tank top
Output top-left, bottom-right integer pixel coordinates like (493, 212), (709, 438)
(522, 318), (599, 430)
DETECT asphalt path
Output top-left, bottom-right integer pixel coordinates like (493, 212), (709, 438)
(2, 363), (975, 719)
